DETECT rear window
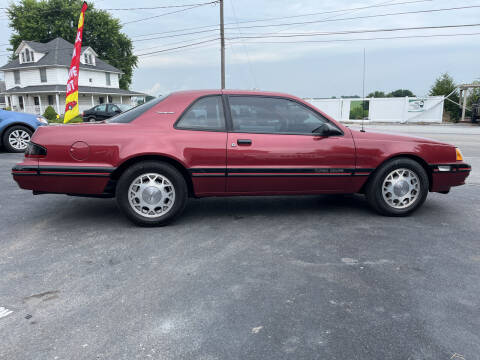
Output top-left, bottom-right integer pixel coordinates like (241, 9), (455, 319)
(107, 96), (167, 123)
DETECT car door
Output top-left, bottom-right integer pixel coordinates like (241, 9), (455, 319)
(174, 95), (228, 195)
(108, 104), (121, 118)
(225, 95), (356, 194)
(95, 104), (108, 120)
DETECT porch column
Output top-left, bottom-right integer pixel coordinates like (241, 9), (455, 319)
(91, 94), (94, 106)
(38, 95), (43, 115)
(55, 93), (60, 114)
(120, 96), (122, 104)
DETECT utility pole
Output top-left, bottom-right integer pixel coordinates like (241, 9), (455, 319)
(220, 0), (225, 89)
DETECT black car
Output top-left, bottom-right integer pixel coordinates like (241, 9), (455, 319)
(82, 103), (132, 122)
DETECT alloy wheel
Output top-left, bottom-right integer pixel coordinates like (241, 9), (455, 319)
(381, 168), (420, 209)
(128, 173), (176, 218)
(8, 129), (31, 151)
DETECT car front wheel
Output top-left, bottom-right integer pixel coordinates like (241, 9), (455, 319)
(115, 161), (188, 226)
(366, 158), (429, 216)
(3, 125), (33, 153)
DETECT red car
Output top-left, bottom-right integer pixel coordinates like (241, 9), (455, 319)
(12, 90), (471, 226)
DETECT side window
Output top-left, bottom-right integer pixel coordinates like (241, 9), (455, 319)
(14, 70), (20, 84)
(110, 105), (120, 112)
(176, 96), (225, 131)
(40, 68), (47, 83)
(229, 96), (328, 134)
(96, 104), (107, 112)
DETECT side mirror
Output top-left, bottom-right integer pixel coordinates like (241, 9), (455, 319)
(114, 109), (121, 113)
(312, 123), (343, 136)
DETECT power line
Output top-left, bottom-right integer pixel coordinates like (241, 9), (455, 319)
(229, 0), (257, 89)
(135, 38), (219, 57)
(122, 1), (219, 26)
(227, 0), (435, 25)
(223, 5), (480, 31)
(128, 0), (433, 39)
(227, 31), (480, 45)
(102, 2), (220, 11)
(126, 4), (480, 43)
(226, 23), (480, 40)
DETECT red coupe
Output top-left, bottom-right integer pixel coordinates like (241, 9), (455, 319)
(12, 90), (471, 226)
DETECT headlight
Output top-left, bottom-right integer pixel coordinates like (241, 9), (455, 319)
(455, 147), (464, 161)
(36, 116), (49, 125)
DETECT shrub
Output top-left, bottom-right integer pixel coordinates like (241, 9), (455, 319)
(43, 106), (58, 121)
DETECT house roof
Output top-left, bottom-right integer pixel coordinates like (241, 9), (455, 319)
(0, 37), (122, 73)
(2, 84), (146, 96)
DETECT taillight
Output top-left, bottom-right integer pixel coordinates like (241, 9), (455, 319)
(25, 142), (47, 157)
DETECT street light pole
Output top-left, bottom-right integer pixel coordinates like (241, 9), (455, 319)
(220, 0), (225, 89)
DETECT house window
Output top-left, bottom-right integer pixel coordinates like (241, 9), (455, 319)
(84, 53), (88, 64)
(34, 96), (40, 106)
(89, 78), (92, 83)
(31, 52), (34, 62)
(48, 95), (54, 105)
(14, 70), (20, 84)
(25, 49), (30, 62)
(40, 68), (47, 83)
(99, 96), (105, 104)
(106, 73), (111, 86)
(89, 54), (92, 64)
(21, 53), (25, 63)
(19, 96), (24, 110)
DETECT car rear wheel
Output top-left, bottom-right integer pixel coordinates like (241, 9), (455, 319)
(365, 158), (429, 216)
(88, 116), (96, 123)
(3, 125), (33, 153)
(115, 161), (188, 226)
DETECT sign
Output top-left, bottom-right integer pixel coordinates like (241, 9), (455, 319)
(408, 98), (426, 112)
(64, 2), (88, 123)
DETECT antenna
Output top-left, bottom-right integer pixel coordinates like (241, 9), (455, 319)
(361, 48), (366, 132)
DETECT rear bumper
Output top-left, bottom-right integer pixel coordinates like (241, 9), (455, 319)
(12, 164), (114, 195)
(430, 163), (471, 192)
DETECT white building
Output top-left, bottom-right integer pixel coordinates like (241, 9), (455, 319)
(0, 37), (146, 115)
(0, 81), (5, 109)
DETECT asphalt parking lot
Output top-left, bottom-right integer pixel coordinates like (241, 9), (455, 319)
(0, 124), (479, 360)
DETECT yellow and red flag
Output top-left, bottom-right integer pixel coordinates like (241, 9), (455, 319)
(64, 1), (88, 123)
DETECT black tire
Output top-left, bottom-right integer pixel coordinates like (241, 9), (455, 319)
(365, 158), (429, 216)
(2, 125), (33, 153)
(115, 161), (188, 226)
(87, 116), (96, 123)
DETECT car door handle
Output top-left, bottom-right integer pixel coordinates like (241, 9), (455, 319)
(237, 139), (252, 146)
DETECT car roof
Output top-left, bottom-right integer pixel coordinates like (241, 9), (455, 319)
(169, 89), (299, 99)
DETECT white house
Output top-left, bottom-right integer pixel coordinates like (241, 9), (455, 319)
(0, 37), (146, 115)
(0, 81), (5, 109)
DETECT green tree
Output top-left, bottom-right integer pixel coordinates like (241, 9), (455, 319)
(429, 73), (460, 122)
(6, 0), (137, 89)
(43, 105), (57, 121)
(387, 89), (415, 97)
(367, 91), (386, 98)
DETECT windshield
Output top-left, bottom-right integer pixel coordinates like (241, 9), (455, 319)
(107, 96), (167, 123)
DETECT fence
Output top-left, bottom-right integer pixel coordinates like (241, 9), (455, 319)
(305, 96), (445, 123)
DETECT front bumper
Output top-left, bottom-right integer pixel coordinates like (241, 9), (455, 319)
(430, 163), (471, 192)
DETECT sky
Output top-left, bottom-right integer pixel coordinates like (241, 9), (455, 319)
(0, 0), (479, 98)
